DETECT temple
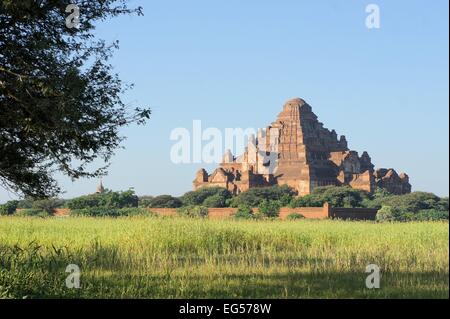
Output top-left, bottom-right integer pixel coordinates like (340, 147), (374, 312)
(95, 180), (105, 194)
(193, 98), (411, 196)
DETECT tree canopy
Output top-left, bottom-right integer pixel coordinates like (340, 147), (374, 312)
(0, 0), (150, 197)
(290, 186), (372, 208)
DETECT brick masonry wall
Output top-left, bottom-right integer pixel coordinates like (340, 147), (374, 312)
(329, 207), (378, 221)
(279, 207), (328, 219)
(148, 207), (329, 219)
(148, 208), (178, 217)
(54, 208), (71, 216)
(45, 204), (378, 220)
(149, 203), (377, 220)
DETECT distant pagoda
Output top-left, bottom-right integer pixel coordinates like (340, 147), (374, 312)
(95, 180), (105, 194)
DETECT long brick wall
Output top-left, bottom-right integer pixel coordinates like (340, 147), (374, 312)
(278, 207), (328, 219)
(150, 203), (378, 220)
(149, 207), (329, 219)
(329, 207), (378, 220)
(45, 204), (378, 220)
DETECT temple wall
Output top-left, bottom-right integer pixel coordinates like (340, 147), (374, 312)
(46, 205), (378, 221)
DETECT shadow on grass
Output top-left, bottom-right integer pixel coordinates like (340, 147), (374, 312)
(19, 270), (445, 299)
(1, 243), (448, 299)
(147, 271), (446, 299)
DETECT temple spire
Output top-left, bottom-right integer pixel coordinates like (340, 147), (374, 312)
(95, 179), (105, 194)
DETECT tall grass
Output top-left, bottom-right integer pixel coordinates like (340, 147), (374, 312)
(0, 216), (448, 299)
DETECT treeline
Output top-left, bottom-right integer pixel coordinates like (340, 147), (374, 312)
(0, 186), (448, 221)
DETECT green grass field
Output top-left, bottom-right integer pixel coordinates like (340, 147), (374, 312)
(0, 216), (448, 299)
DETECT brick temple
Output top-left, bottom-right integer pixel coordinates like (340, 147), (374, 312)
(194, 98), (411, 196)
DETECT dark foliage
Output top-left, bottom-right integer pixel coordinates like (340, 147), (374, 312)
(181, 187), (231, 207)
(233, 205), (254, 220)
(67, 190), (138, 209)
(70, 207), (155, 217)
(290, 186), (371, 208)
(374, 192), (449, 222)
(0, 0), (150, 197)
(229, 185), (296, 207)
(141, 195), (182, 208)
(258, 199), (282, 218)
(176, 205), (208, 218)
(14, 208), (49, 218)
(0, 199), (18, 215)
(31, 198), (65, 214)
(368, 191), (447, 212)
(286, 213), (305, 220)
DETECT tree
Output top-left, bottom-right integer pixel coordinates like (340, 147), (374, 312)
(181, 187), (231, 206)
(258, 199), (281, 218)
(229, 185), (296, 207)
(146, 195), (182, 208)
(0, 199), (18, 215)
(370, 192), (444, 213)
(31, 198), (64, 214)
(290, 186), (371, 208)
(67, 189), (138, 209)
(203, 194), (227, 208)
(311, 186), (371, 208)
(233, 204), (254, 219)
(177, 205), (209, 218)
(138, 196), (154, 208)
(0, 1), (151, 198)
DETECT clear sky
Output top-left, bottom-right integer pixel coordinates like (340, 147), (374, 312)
(1, 0), (449, 202)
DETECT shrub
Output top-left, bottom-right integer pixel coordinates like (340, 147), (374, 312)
(203, 194), (227, 208)
(15, 209), (49, 218)
(370, 192), (443, 213)
(253, 212), (265, 220)
(71, 207), (121, 217)
(70, 207), (156, 217)
(144, 195), (182, 208)
(229, 185), (296, 207)
(286, 213), (305, 220)
(67, 190), (139, 209)
(0, 200), (19, 216)
(289, 195), (325, 208)
(413, 209), (449, 221)
(376, 206), (448, 222)
(138, 196), (154, 207)
(102, 190), (139, 208)
(279, 193), (293, 206)
(67, 194), (102, 209)
(176, 205), (208, 218)
(181, 187), (231, 207)
(233, 205), (254, 219)
(376, 206), (397, 222)
(16, 198), (33, 209)
(370, 192), (449, 222)
(313, 186), (371, 208)
(437, 198), (449, 212)
(31, 198), (64, 215)
(290, 186), (371, 208)
(116, 208), (157, 217)
(258, 200), (281, 218)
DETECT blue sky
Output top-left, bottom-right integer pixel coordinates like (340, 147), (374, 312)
(1, 0), (448, 202)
